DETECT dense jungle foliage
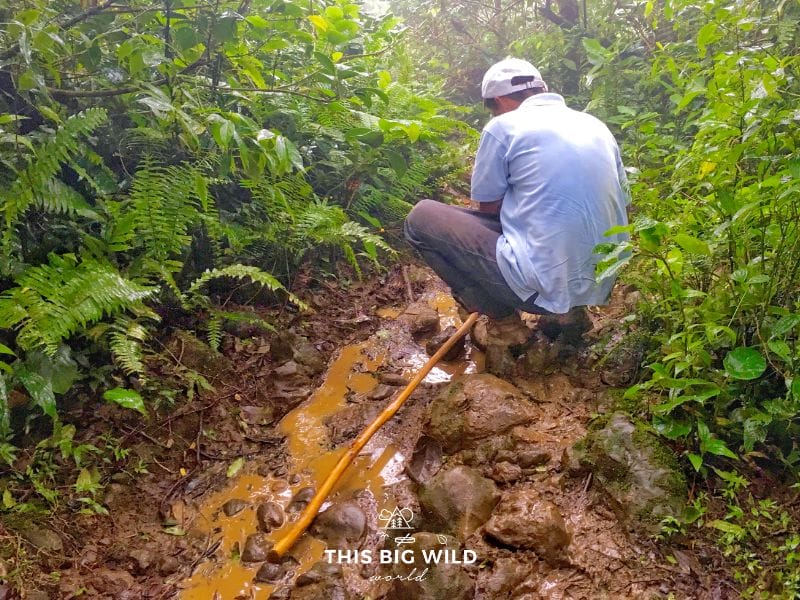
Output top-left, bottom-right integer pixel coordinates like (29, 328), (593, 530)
(1, 0), (800, 591)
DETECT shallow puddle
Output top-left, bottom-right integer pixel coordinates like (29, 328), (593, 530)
(181, 294), (482, 599)
(181, 343), (401, 599)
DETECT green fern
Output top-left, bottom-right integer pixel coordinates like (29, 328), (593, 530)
(108, 316), (149, 377)
(129, 158), (207, 264)
(206, 313), (223, 352)
(185, 264), (307, 311)
(0, 254), (156, 356)
(0, 108), (107, 250)
(293, 200), (395, 273)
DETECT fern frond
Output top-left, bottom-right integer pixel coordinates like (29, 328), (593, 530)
(206, 313), (223, 352)
(186, 264), (307, 310)
(0, 255), (156, 355)
(1, 108), (107, 247)
(108, 317), (150, 377)
(129, 157), (202, 264)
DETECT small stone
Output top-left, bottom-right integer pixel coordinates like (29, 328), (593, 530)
(399, 303), (440, 337)
(425, 326), (465, 361)
(313, 501), (366, 548)
(288, 486), (315, 512)
(257, 502), (285, 532)
(274, 361), (299, 377)
(268, 587), (291, 600)
(486, 461), (522, 484)
(484, 490), (570, 564)
(128, 548), (154, 572)
(405, 436), (443, 484)
(254, 561), (286, 583)
(419, 466), (500, 539)
(240, 405), (272, 425)
(368, 384), (395, 401)
(378, 372), (409, 386)
(0, 585), (10, 600)
(241, 533), (273, 562)
(516, 450), (551, 469)
(289, 473), (302, 485)
(158, 555), (181, 576)
(222, 499), (249, 517)
(20, 526), (63, 553)
(295, 561), (342, 587)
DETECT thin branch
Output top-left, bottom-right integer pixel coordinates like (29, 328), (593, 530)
(1, 0), (116, 61)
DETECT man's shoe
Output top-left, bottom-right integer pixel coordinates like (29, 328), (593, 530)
(536, 306), (592, 343)
(470, 313), (532, 351)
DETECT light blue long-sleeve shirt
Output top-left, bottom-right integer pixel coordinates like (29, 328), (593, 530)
(471, 93), (630, 314)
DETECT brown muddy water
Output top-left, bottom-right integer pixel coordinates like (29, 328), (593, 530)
(180, 294), (480, 599)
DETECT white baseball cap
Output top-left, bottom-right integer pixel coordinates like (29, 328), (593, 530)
(481, 58), (548, 99)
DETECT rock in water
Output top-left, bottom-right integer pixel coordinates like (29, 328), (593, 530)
(484, 489), (570, 564)
(313, 500), (366, 549)
(221, 499), (249, 517)
(418, 466), (500, 539)
(241, 533), (272, 562)
(399, 302), (440, 337)
(256, 501), (285, 532)
(387, 532), (474, 600)
(425, 326), (465, 360)
(426, 374), (536, 453)
(572, 412), (687, 532)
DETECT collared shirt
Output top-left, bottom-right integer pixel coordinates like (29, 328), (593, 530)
(471, 93), (630, 313)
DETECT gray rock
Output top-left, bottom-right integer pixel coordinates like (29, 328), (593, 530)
(293, 339), (325, 375)
(313, 500), (366, 549)
(386, 532), (474, 600)
(427, 374), (536, 453)
(254, 561), (287, 583)
(288, 486), (315, 512)
(418, 466), (500, 539)
(425, 326), (465, 360)
(295, 560), (342, 586)
(20, 526), (63, 553)
(479, 557), (530, 597)
(222, 499), (249, 517)
(399, 303), (440, 337)
(257, 501), (285, 532)
(516, 449), (551, 469)
(274, 360), (300, 377)
(368, 384), (395, 401)
(405, 436), (443, 484)
(485, 461), (522, 484)
(241, 533), (273, 562)
(484, 489), (570, 564)
(572, 412), (687, 531)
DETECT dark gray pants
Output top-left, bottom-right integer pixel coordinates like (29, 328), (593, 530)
(404, 199), (547, 319)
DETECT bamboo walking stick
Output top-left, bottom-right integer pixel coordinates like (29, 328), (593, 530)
(270, 312), (479, 560)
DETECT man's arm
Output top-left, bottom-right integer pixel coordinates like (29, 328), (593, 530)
(473, 198), (503, 215)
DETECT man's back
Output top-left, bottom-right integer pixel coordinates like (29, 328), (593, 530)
(471, 93), (630, 313)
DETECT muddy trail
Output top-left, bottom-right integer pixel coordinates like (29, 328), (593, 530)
(26, 264), (735, 599)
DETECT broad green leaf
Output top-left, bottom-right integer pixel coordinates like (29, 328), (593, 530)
(702, 438), (738, 460)
(103, 388), (147, 416)
(227, 457), (245, 478)
(309, 15), (330, 32)
(652, 415), (691, 439)
(674, 234), (710, 255)
(709, 520), (744, 536)
(16, 367), (56, 420)
(688, 452), (703, 471)
(723, 347), (767, 380)
(771, 315), (800, 338)
(0, 344), (14, 356)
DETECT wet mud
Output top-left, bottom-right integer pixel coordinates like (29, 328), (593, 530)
(176, 269), (717, 599)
